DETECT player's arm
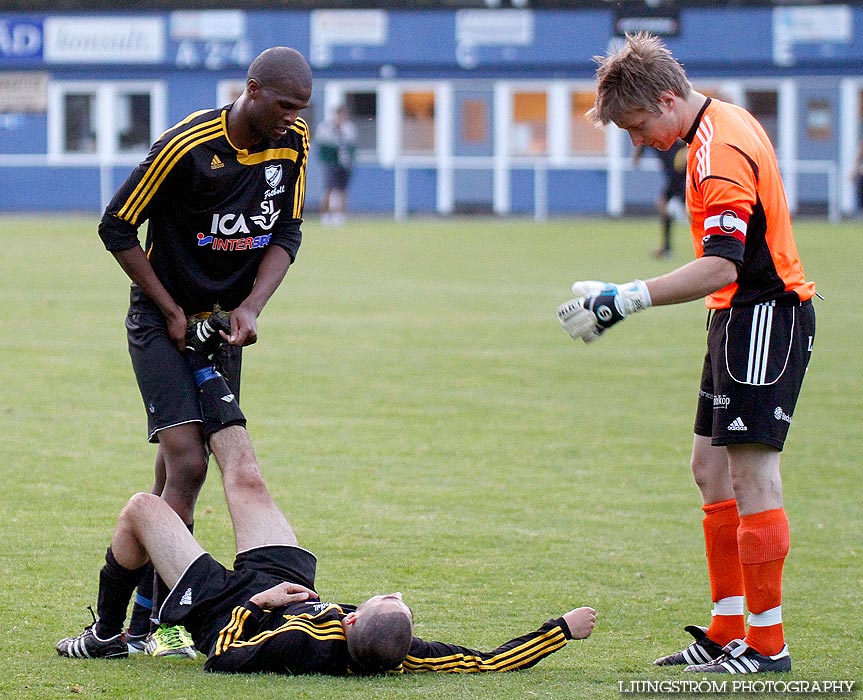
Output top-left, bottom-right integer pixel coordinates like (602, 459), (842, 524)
(203, 602), (284, 673)
(558, 257), (737, 343)
(109, 245), (187, 350)
(226, 120), (309, 347)
(248, 581), (318, 609)
(98, 136), (189, 349)
(644, 255), (738, 305)
(204, 603), (333, 676)
(402, 607), (595, 673)
(228, 245), (293, 347)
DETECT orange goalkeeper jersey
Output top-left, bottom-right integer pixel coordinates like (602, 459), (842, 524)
(685, 98), (815, 309)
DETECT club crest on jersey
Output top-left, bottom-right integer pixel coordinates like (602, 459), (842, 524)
(265, 164), (282, 189)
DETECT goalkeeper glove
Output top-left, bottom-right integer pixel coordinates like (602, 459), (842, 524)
(557, 279), (651, 343)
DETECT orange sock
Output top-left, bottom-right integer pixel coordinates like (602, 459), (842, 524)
(702, 499), (745, 645)
(738, 508), (789, 656)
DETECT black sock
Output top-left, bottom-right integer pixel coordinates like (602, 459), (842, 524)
(95, 547), (148, 639)
(127, 563), (155, 637)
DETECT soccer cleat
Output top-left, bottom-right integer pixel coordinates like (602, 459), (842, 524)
(185, 310), (231, 359)
(144, 624), (197, 659)
(126, 630), (148, 654)
(654, 625), (724, 666)
(57, 625), (128, 659)
(684, 639), (791, 674)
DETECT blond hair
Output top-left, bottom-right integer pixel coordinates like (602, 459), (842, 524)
(587, 32), (691, 126)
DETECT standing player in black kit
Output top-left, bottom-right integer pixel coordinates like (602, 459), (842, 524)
(633, 138), (687, 258)
(96, 46), (312, 657)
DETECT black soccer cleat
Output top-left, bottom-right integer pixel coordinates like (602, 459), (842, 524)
(57, 624), (128, 659)
(654, 625), (724, 666)
(185, 310), (231, 359)
(684, 638), (791, 674)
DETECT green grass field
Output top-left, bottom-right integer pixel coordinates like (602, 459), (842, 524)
(1, 214), (860, 699)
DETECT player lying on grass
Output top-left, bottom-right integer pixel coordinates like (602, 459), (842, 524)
(57, 318), (596, 674)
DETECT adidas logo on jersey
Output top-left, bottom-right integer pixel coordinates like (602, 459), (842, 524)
(220, 393), (235, 403)
(179, 588), (193, 606)
(211, 154), (224, 170)
(727, 417), (748, 431)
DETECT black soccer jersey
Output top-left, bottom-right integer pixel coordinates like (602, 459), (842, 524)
(98, 105), (309, 315)
(202, 599), (573, 675)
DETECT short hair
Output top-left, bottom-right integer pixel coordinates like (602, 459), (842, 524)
(587, 32), (691, 126)
(346, 609), (414, 674)
(247, 46), (312, 93)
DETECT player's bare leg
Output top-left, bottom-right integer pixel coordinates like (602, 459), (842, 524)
(726, 444), (782, 516)
(209, 425), (299, 552)
(56, 493), (204, 660)
(691, 435), (733, 505)
(155, 423), (209, 525)
(112, 493), (205, 590)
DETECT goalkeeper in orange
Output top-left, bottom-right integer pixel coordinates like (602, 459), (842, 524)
(557, 33), (816, 675)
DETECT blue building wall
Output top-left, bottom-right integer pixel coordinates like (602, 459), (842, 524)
(1, 6), (862, 214)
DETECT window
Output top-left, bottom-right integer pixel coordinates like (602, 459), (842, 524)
(745, 89), (779, 147)
(63, 93), (96, 153)
(570, 90), (604, 155)
(345, 91), (377, 152)
(49, 81), (163, 159)
(512, 90), (547, 155)
(115, 92), (152, 152)
(460, 99), (487, 144)
(401, 91), (435, 153)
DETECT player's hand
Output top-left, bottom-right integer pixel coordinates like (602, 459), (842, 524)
(165, 306), (190, 352)
(249, 582), (318, 609)
(563, 606), (596, 640)
(226, 305), (258, 347)
(557, 279), (651, 344)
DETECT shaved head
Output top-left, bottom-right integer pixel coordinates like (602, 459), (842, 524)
(247, 46), (312, 94)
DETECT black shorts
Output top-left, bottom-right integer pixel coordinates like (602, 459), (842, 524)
(126, 292), (242, 443)
(324, 164), (351, 190)
(159, 545), (318, 656)
(663, 181), (686, 202)
(694, 300), (815, 450)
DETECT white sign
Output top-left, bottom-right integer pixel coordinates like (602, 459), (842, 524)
(44, 16), (165, 64)
(773, 6), (853, 66)
(456, 9), (534, 46)
(0, 71), (47, 112)
(310, 9), (387, 68)
(170, 11), (245, 41)
(311, 10), (387, 46)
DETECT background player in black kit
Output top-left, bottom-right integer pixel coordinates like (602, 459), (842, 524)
(96, 46), (313, 656)
(57, 333), (597, 674)
(633, 139), (687, 258)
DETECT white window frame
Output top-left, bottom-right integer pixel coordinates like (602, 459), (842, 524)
(504, 81), (551, 158)
(319, 81), (380, 158)
(47, 80), (166, 165)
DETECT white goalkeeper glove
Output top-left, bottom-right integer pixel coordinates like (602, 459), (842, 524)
(557, 279), (652, 343)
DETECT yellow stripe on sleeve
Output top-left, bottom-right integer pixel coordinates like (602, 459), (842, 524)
(117, 117), (224, 225)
